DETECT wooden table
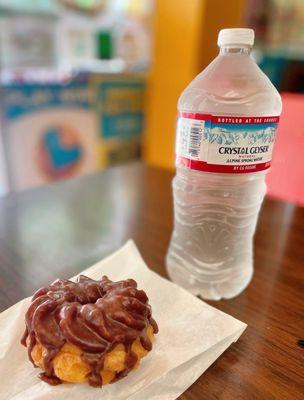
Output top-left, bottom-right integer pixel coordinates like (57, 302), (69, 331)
(0, 162), (303, 399)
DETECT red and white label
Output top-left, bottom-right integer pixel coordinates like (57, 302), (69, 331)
(176, 112), (280, 173)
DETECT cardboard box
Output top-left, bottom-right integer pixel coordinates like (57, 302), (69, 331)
(2, 75), (99, 190)
(92, 74), (146, 168)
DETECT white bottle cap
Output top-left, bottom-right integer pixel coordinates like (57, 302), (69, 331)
(217, 28), (255, 47)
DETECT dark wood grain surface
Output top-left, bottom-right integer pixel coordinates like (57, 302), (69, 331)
(0, 161), (303, 399)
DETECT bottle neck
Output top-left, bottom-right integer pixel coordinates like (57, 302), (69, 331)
(219, 45), (251, 55)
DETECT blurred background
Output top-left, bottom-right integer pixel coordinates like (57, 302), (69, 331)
(0, 0), (303, 205)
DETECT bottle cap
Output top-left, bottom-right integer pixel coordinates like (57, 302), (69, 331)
(217, 28), (254, 47)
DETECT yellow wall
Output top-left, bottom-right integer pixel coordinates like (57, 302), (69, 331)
(144, 0), (245, 170)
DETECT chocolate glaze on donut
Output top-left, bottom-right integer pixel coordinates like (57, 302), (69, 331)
(21, 275), (158, 387)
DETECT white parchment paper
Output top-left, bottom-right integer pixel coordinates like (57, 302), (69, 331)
(0, 240), (246, 400)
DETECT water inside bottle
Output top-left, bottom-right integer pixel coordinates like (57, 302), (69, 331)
(166, 28), (282, 300)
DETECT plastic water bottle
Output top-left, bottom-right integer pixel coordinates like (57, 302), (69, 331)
(166, 28), (282, 300)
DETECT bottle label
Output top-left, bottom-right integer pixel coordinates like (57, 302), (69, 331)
(176, 113), (280, 173)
